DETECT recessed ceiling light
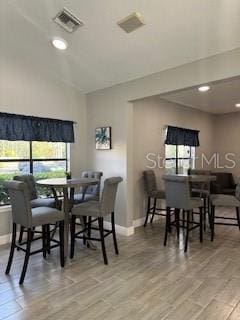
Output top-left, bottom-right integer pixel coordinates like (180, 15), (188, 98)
(51, 37), (68, 50)
(235, 103), (240, 108)
(198, 85), (210, 92)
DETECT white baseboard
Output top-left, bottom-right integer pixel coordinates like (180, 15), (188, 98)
(133, 215), (162, 228)
(0, 233), (12, 246)
(103, 221), (135, 237)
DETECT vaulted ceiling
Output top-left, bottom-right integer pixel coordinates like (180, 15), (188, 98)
(1, 0), (240, 93)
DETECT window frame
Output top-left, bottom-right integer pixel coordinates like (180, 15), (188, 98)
(165, 144), (195, 174)
(0, 141), (69, 206)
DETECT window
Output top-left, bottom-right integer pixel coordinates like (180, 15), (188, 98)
(0, 140), (68, 206)
(165, 144), (195, 174)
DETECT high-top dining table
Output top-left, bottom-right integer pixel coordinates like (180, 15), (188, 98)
(36, 177), (99, 259)
(173, 173), (216, 196)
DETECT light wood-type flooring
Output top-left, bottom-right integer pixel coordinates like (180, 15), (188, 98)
(0, 207), (240, 320)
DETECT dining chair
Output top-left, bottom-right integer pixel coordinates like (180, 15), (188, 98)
(73, 171), (103, 244)
(70, 177), (123, 264)
(188, 169), (211, 230)
(13, 174), (61, 246)
(210, 172), (236, 195)
(4, 180), (65, 284)
(162, 175), (204, 252)
(73, 171), (103, 204)
(143, 170), (166, 227)
(210, 181), (240, 241)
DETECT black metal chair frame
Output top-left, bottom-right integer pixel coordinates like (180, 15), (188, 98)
(70, 212), (118, 265)
(18, 187), (62, 245)
(144, 196), (167, 227)
(18, 225), (60, 253)
(6, 221), (65, 284)
(210, 206), (240, 241)
(164, 207), (203, 252)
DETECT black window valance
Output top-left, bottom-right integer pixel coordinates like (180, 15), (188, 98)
(165, 125), (200, 147)
(0, 112), (75, 143)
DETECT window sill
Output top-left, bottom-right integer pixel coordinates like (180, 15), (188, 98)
(0, 205), (11, 213)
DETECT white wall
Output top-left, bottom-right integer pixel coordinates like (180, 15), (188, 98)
(0, 56), (87, 238)
(132, 97), (214, 220)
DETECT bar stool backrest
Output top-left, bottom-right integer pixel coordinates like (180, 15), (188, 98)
(163, 175), (192, 210)
(143, 170), (157, 195)
(100, 177), (123, 216)
(4, 180), (32, 227)
(81, 171), (103, 199)
(13, 174), (37, 200)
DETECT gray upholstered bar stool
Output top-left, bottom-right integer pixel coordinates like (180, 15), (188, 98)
(210, 182), (240, 241)
(70, 177), (123, 265)
(14, 174), (61, 208)
(163, 175), (204, 252)
(4, 180), (65, 284)
(188, 169), (211, 230)
(73, 171), (103, 204)
(143, 170), (166, 227)
(14, 174), (61, 245)
(73, 171), (103, 244)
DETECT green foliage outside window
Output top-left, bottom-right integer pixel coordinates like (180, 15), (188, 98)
(0, 140), (68, 206)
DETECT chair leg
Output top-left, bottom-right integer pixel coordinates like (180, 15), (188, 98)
(111, 212), (119, 255)
(203, 198), (207, 231)
(175, 209), (180, 238)
(19, 228), (32, 285)
(46, 225), (51, 254)
(182, 210), (186, 227)
(70, 215), (76, 259)
(17, 225), (25, 251)
(207, 197), (211, 228)
(144, 197), (151, 227)
(83, 216), (87, 245)
(184, 210), (190, 252)
(98, 217), (108, 265)
(42, 225), (47, 259)
(87, 216), (92, 248)
(164, 207), (171, 246)
(59, 221), (65, 267)
(211, 206), (215, 241)
(18, 225), (24, 244)
(236, 207), (240, 230)
(5, 223), (17, 275)
(150, 198), (157, 223)
(199, 207), (203, 243)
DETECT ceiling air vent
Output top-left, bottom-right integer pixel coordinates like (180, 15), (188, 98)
(53, 8), (84, 33)
(117, 12), (145, 33)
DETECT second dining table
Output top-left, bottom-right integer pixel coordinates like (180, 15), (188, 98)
(36, 177), (99, 259)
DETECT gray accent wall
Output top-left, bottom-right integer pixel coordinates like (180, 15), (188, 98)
(132, 97), (215, 221)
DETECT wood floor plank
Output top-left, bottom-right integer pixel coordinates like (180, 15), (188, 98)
(163, 299), (202, 320)
(0, 301), (22, 320)
(0, 207), (239, 320)
(227, 302), (240, 320)
(195, 299), (233, 320)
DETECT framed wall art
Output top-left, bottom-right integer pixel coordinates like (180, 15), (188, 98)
(95, 126), (112, 150)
